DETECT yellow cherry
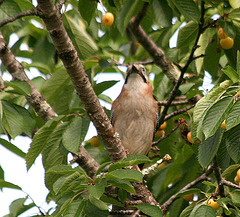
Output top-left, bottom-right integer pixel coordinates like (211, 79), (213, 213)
(90, 136), (101, 147)
(221, 120), (226, 130)
(187, 131), (200, 144)
(102, 12), (114, 26)
(218, 28), (228, 39)
(155, 129), (164, 138)
(207, 199), (220, 210)
(183, 193), (194, 201)
(159, 122), (167, 130)
(234, 175), (240, 185)
(220, 37), (234, 50)
(237, 169), (240, 180)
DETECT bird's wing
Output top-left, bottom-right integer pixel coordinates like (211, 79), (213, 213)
(110, 109), (114, 124)
(153, 109), (160, 140)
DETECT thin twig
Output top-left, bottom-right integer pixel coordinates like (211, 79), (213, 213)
(157, 100), (190, 106)
(142, 154), (172, 176)
(128, 3), (180, 82)
(110, 210), (135, 216)
(114, 60), (154, 66)
(161, 165), (214, 212)
(222, 178), (240, 189)
(164, 104), (195, 121)
(152, 124), (180, 146)
(157, 1), (206, 129)
(213, 157), (225, 197)
(0, 8), (38, 28)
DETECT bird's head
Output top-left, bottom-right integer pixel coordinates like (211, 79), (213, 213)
(125, 64), (149, 84)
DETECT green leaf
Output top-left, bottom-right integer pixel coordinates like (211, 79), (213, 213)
(9, 198), (35, 217)
(4, 80), (31, 96)
(32, 36), (55, 70)
(78, 0), (97, 25)
(1, 100), (25, 139)
(46, 165), (75, 175)
(88, 181), (106, 200)
(96, 161), (111, 175)
(0, 179), (22, 190)
(226, 124), (240, 162)
(175, 188), (201, 198)
(107, 179), (136, 194)
(12, 104), (36, 137)
(180, 205), (194, 217)
(0, 166), (4, 181)
(229, 0), (240, 8)
(84, 200), (109, 216)
(152, 0), (173, 27)
(222, 164), (240, 178)
(226, 99), (240, 130)
(89, 195), (109, 210)
(117, 0), (143, 33)
(53, 171), (85, 195)
(195, 28), (216, 74)
(230, 190), (240, 206)
(198, 128), (223, 168)
(177, 21), (198, 48)
(55, 198), (72, 217)
(25, 115), (65, 170)
(108, 155), (152, 172)
(135, 203), (163, 217)
(42, 123), (68, 191)
(63, 200), (85, 217)
(100, 194), (123, 207)
(193, 81), (231, 123)
(62, 116), (90, 154)
(237, 51), (240, 77)
(106, 169), (143, 182)
(0, 138), (26, 158)
(118, 188), (128, 202)
(202, 181), (217, 188)
(189, 204), (216, 217)
(41, 67), (74, 114)
(222, 66), (239, 83)
(172, 0), (200, 22)
(202, 96), (234, 139)
(0, 0), (22, 25)
(63, 14), (98, 59)
(93, 80), (119, 96)
(203, 35), (221, 75)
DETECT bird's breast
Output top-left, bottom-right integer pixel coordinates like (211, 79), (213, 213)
(112, 88), (157, 155)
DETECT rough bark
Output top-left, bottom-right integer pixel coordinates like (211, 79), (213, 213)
(36, 0), (126, 162)
(128, 3), (180, 83)
(0, 32), (56, 122)
(0, 32), (99, 178)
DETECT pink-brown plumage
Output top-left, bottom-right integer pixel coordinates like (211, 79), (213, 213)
(111, 64), (158, 155)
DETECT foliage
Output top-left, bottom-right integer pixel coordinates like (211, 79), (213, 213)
(0, 0), (240, 216)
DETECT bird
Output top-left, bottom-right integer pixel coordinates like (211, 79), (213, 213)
(111, 64), (159, 156)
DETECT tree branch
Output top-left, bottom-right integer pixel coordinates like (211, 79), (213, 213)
(156, 1), (206, 129)
(0, 8), (38, 28)
(164, 104), (195, 121)
(213, 157), (225, 197)
(222, 178), (240, 189)
(0, 32), (99, 178)
(128, 3), (180, 83)
(36, 0), (126, 163)
(157, 100), (190, 106)
(161, 165), (213, 212)
(0, 32), (56, 122)
(152, 124), (179, 146)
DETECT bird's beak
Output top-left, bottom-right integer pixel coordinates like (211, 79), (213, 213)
(132, 64), (139, 73)
(125, 64), (147, 84)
